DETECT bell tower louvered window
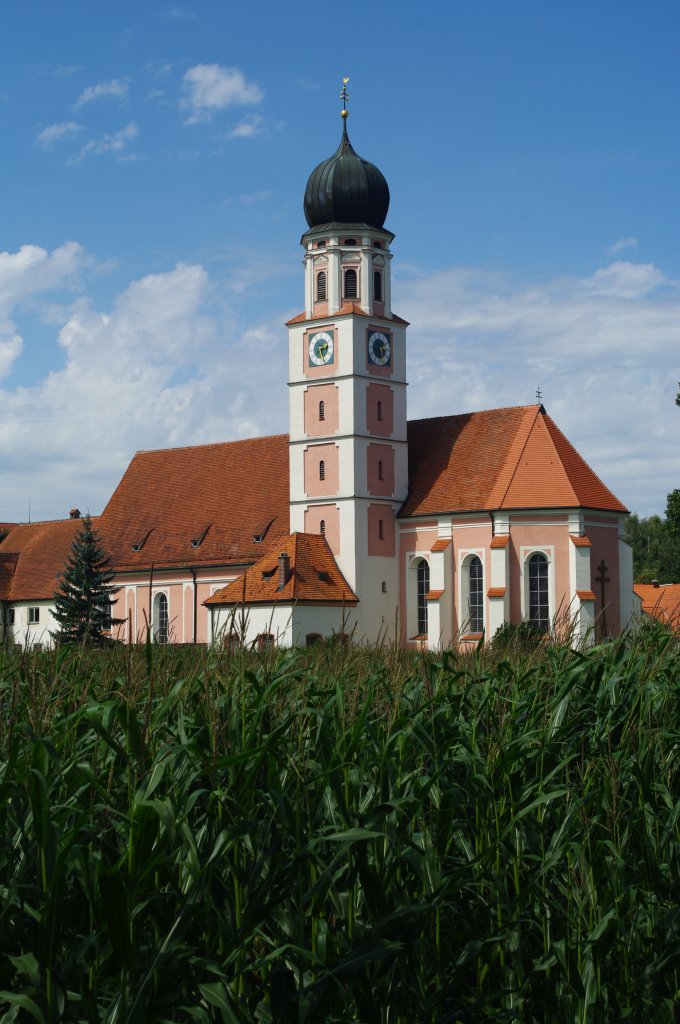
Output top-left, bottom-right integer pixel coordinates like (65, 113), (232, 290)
(316, 271), (326, 302)
(344, 268), (357, 299)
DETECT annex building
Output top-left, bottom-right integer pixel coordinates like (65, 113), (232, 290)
(0, 107), (635, 649)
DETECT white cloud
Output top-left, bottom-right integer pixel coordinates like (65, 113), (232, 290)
(608, 236), (638, 255)
(398, 260), (680, 517)
(74, 77), (130, 109)
(229, 114), (263, 139)
(181, 64), (263, 124)
(0, 249), (677, 523)
(70, 122), (139, 163)
(0, 331), (22, 378)
(35, 121), (83, 149)
(585, 261), (665, 299)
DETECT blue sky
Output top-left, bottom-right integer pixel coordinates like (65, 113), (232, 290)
(0, 1), (678, 522)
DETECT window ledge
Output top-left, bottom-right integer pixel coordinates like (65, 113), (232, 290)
(461, 632), (483, 642)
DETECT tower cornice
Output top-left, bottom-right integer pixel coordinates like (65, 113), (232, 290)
(286, 304), (409, 328)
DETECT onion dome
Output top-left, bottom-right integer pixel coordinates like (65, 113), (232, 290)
(304, 121), (390, 230)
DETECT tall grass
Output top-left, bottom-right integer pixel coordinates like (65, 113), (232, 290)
(0, 625), (679, 1022)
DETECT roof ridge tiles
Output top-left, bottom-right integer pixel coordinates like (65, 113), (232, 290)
(134, 432), (288, 457)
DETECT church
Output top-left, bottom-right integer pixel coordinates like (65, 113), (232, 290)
(0, 102), (635, 649)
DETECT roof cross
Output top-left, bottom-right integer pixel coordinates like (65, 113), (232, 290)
(536, 386), (542, 404)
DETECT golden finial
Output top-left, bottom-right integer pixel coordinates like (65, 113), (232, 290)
(340, 76), (349, 120)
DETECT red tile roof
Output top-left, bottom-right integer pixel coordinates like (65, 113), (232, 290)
(0, 523), (18, 536)
(576, 589), (597, 601)
(431, 538), (452, 552)
(634, 584), (680, 628)
(402, 406), (626, 516)
(98, 435), (290, 571)
(286, 303), (409, 327)
(0, 518), (95, 601)
(570, 535), (592, 547)
(205, 533), (357, 606)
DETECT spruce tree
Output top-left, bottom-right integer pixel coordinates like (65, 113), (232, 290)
(52, 516), (123, 645)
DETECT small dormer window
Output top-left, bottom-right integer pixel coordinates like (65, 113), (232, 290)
(316, 271), (327, 302)
(319, 400), (325, 421)
(318, 571), (330, 583)
(316, 240), (326, 248)
(319, 460), (325, 481)
(344, 238), (357, 246)
(374, 271), (382, 302)
(344, 268), (357, 299)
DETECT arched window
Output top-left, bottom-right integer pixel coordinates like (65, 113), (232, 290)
(374, 271), (382, 301)
(320, 519), (326, 535)
(153, 592), (168, 645)
(378, 459), (384, 481)
(417, 559), (430, 636)
(468, 556), (484, 633)
(319, 460), (325, 481)
(377, 400), (383, 421)
(529, 553), (550, 633)
(344, 268), (357, 299)
(344, 238), (357, 246)
(316, 271), (327, 302)
(319, 400), (325, 421)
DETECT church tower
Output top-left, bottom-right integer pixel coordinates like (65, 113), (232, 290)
(287, 82), (408, 640)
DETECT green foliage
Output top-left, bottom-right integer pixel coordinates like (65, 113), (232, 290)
(624, 511), (680, 584)
(0, 528), (8, 544)
(1, 636), (680, 1021)
(51, 516), (123, 646)
(666, 488), (680, 540)
(491, 618), (546, 654)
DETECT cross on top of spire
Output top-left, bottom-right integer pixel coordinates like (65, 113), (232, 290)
(340, 77), (349, 121)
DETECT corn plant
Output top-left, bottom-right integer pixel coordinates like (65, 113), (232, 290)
(0, 627), (679, 1021)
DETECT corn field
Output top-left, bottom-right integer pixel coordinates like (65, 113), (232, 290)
(1, 625), (679, 1022)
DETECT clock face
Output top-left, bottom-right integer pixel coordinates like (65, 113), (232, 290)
(368, 331), (391, 366)
(308, 330), (334, 367)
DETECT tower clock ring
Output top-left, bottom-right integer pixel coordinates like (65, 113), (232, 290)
(368, 330), (391, 366)
(308, 330), (334, 366)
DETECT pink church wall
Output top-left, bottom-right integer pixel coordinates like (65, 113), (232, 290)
(452, 521), (492, 636)
(304, 383), (339, 437)
(367, 443), (395, 496)
(398, 523), (439, 641)
(367, 504), (395, 556)
(587, 521), (621, 634)
(304, 443), (339, 497)
(366, 383), (393, 436)
(184, 585), (193, 643)
(305, 504), (340, 556)
(507, 521), (571, 626)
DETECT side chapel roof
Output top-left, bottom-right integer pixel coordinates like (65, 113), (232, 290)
(402, 405), (627, 517)
(205, 532), (358, 606)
